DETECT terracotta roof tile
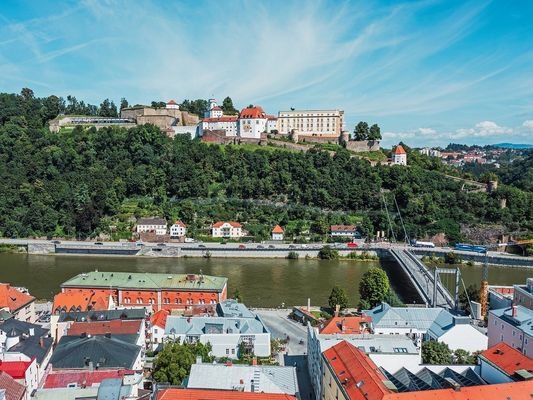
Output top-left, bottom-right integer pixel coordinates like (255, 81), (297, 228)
(239, 106), (267, 119)
(0, 371), (26, 400)
(479, 342), (533, 378)
(272, 225), (284, 233)
(330, 225), (357, 232)
(319, 316), (372, 334)
(151, 309), (169, 328)
(167, 100), (177, 105)
(203, 116), (238, 123)
(158, 389), (297, 400)
(0, 284), (34, 313)
(213, 221), (242, 228)
(393, 145), (406, 155)
(173, 220), (187, 228)
(67, 319), (142, 336)
(53, 292), (109, 314)
(43, 369), (135, 388)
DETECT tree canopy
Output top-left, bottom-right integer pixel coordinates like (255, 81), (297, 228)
(353, 121), (382, 141)
(359, 267), (391, 308)
(328, 286), (349, 310)
(222, 96), (239, 115)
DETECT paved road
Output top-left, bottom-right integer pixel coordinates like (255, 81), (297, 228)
(254, 309), (308, 357)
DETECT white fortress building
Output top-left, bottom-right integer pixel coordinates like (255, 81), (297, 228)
(277, 109), (344, 137)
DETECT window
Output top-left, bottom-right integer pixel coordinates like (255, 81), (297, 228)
(232, 348), (235, 355)
(501, 335), (504, 341)
(513, 331), (516, 337)
(226, 348), (229, 355)
(154, 328), (158, 334)
(502, 324), (504, 330)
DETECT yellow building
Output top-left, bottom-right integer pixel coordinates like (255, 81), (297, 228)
(277, 109), (344, 137)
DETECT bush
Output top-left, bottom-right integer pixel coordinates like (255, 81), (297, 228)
(318, 245), (339, 259)
(287, 251), (299, 259)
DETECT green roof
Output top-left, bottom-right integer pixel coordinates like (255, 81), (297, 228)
(61, 271), (227, 291)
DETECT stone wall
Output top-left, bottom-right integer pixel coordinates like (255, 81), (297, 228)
(345, 140), (381, 152)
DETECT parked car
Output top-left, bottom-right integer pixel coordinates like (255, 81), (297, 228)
(198, 244), (206, 248)
(51, 240), (61, 244)
(347, 242), (358, 248)
(300, 244), (308, 248)
(94, 242), (103, 245)
(268, 245), (275, 249)
(239, 244), (246, 249)
(136, 242), (144, 246)
(156, 243), (166, 247)
(289, 245), (296, 249)
(257, 245), (265, 249)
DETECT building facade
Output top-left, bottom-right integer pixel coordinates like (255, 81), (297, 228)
(277, 110), (344, 137)
(136, 217), (167, 235)
(59, 271), (228, 313)
(513, 278), (533, 310)
(330, 225), (359, 238)
(271, 225), (284, 241)
(392, 145), (407, 165)
(488, 305), (533, 357)
(0, 284), (36, 323)
(170, 220), (187, 238)
(212, 222), (243, 238)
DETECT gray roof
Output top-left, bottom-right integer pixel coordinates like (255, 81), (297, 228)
(97, 377), (133, 400)
(57, 309), (146, 323)
(0, 319), (53, 364)
(33, 387), (99, 400)
(365, 303), (458, 337)
(50, 334), (141, 369)
(318, 334), (419, 355)
(217, 299), (255, 318)
(165, 316), (268, 336)
(137, 217), (167, 226)
(490, 306), (533, 336)
(187, 363), (298, 395)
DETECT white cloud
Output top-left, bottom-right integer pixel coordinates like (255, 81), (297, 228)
(522, 120), (533, 130)
(453, 121), (512, 138)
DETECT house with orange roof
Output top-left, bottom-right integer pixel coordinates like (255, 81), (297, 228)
(0, 371), (26, 400)
(212, 221), (244, 238)
(322, 340), (533, 400)
(392, 145), (407, 166)
(166, 100), (179, 110)
(0, 283), (35, 323)
(319, 316), (372, 335)
(150, 309), (169, 349)
(479, 342), (533, 384)
(271, 225), (285, 241)
(170, 220), (187, 238)
(66, 319), (145, 348)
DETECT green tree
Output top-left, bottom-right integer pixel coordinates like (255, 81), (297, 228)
(328, 286), (349, 310)
(422, 341), (452, 364)
(120, 98), (129, 110)
(368, 123), (382, 140)
(453, 349), (477, 364)
(221, 96), (238, 115)
(318, 245), (339, 259)
(359, 267), (390, 308)
(353, 121), (369, 140)
(233, 289), (243, 303)
(459, 284), (480, 315)
(151, 101), (167, 108)
(153, 339), (213, 384)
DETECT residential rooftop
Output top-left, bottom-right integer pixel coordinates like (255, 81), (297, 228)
(318, 333), (419, 355)
(490, 305), (533, 336)
(0, 319), (53, 364)
(61, 271), (227, 291)
(158, 389), (297, 400)
(187, 363), (298, 395)
(0, 284), (34, 313)
(217, 299), (255, 319)
(43, 369), (136, 388)
(57, 308), (146, 323)
(67, 319), (143, 337)
(319, 316), (372, 335)
(0, 371), (26, 400)
(165, 316), (268, 336)
(479, 342), (533, 380)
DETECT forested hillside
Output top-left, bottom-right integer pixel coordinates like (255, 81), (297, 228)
(0, 90), (531, 242)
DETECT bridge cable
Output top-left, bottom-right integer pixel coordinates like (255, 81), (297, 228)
(393, 194), (409, 244)
(381, 192), (397, 243)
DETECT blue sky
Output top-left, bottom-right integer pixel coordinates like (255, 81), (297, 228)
(1, 0), (532, 147)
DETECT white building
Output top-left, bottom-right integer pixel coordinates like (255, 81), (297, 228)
(169, 220), (187, 238)
(205, 99), (224, 119)
(392, 144), (407, 165)
(307, 323), (421, 400)
(199, 99), (238, 137)
(267, 116), (278, 133)
(136, 217), (167, 235)
(163, 316), (271, 358)
(513, 277), (533, 310)
(166, 100), (180, 110)
(277, 109), (344, 137)
(0, 284), (35, 323)
(365, 303), (488, 352)
(271, 225), (284, 241)
(488, 305), (533, 357)
(211, 221), (243, 238)
(238, 106), (268, 139)
(330, 225), (359, 238)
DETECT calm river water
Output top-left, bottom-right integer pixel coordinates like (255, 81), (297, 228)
(0, 254), (530, 307)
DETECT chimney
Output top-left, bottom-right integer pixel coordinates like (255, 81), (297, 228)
(307, 298), (311, 312)
(335, 304), (340, 317)
(252, 357), (257, 366)
(29, 328), (35, 336)
(39, 337), (44, 348)
(196, 356), (202, 364)
(88, 361), (94, 371)
(512, 305), (518, 318)
(341, 319), (346, 332)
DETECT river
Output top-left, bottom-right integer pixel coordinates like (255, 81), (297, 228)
(0, 253), (530, 307)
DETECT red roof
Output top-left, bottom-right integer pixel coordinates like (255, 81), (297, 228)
(480, 342), (533, 378)
(212, 221), (242, 228)
(393, 145), (406, 155)
(67, 319), (142, 336)
(158, 389), (297, 400)
(319, 316), (372, 334)
(167, 100), (177, 105)
(43, 369), (135, 388)
(239, 106), (266, 119)
(203, 116), (238, 123)
(212, 106), (222, 111)
(0, 361), (32, 380)
(151, 309), (169, 328)
(173, 220), (187, 228)
(384, 381), (533, 400)
(0, 284), (34, 313)
(267, 115), (277, 120)
(272, 225), (284, 233)
(330, 225), (357, 232)
(0, 371), (26, 400)
(324, 341), (391, 400)
(53, 292), (109, 314)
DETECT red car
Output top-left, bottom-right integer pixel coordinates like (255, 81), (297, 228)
(347, 242), (358, 248)
(239, 244), (246, 249)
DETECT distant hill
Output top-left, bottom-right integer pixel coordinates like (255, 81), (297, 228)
(492, 143), (533, 149)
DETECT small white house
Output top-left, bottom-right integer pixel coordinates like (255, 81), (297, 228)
(330, 225), (358, 237)
(392, 144), (407, 165)
(211, 222), (243, 238)
(271, 225), (284, 241)
(170, 220), (187, 238)
(136, 218), (167, 235)
(166, 100), (180, 110)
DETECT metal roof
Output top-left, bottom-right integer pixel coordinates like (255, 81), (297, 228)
(61, 271), (227, 291)
(165, 316), (268, 336)
(490, 306), (533, 336)
(217, 299), (255, 318)
(318, 334), (419, 355)
(187, 363), (299, 395)
(57, 308), (146, 323)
